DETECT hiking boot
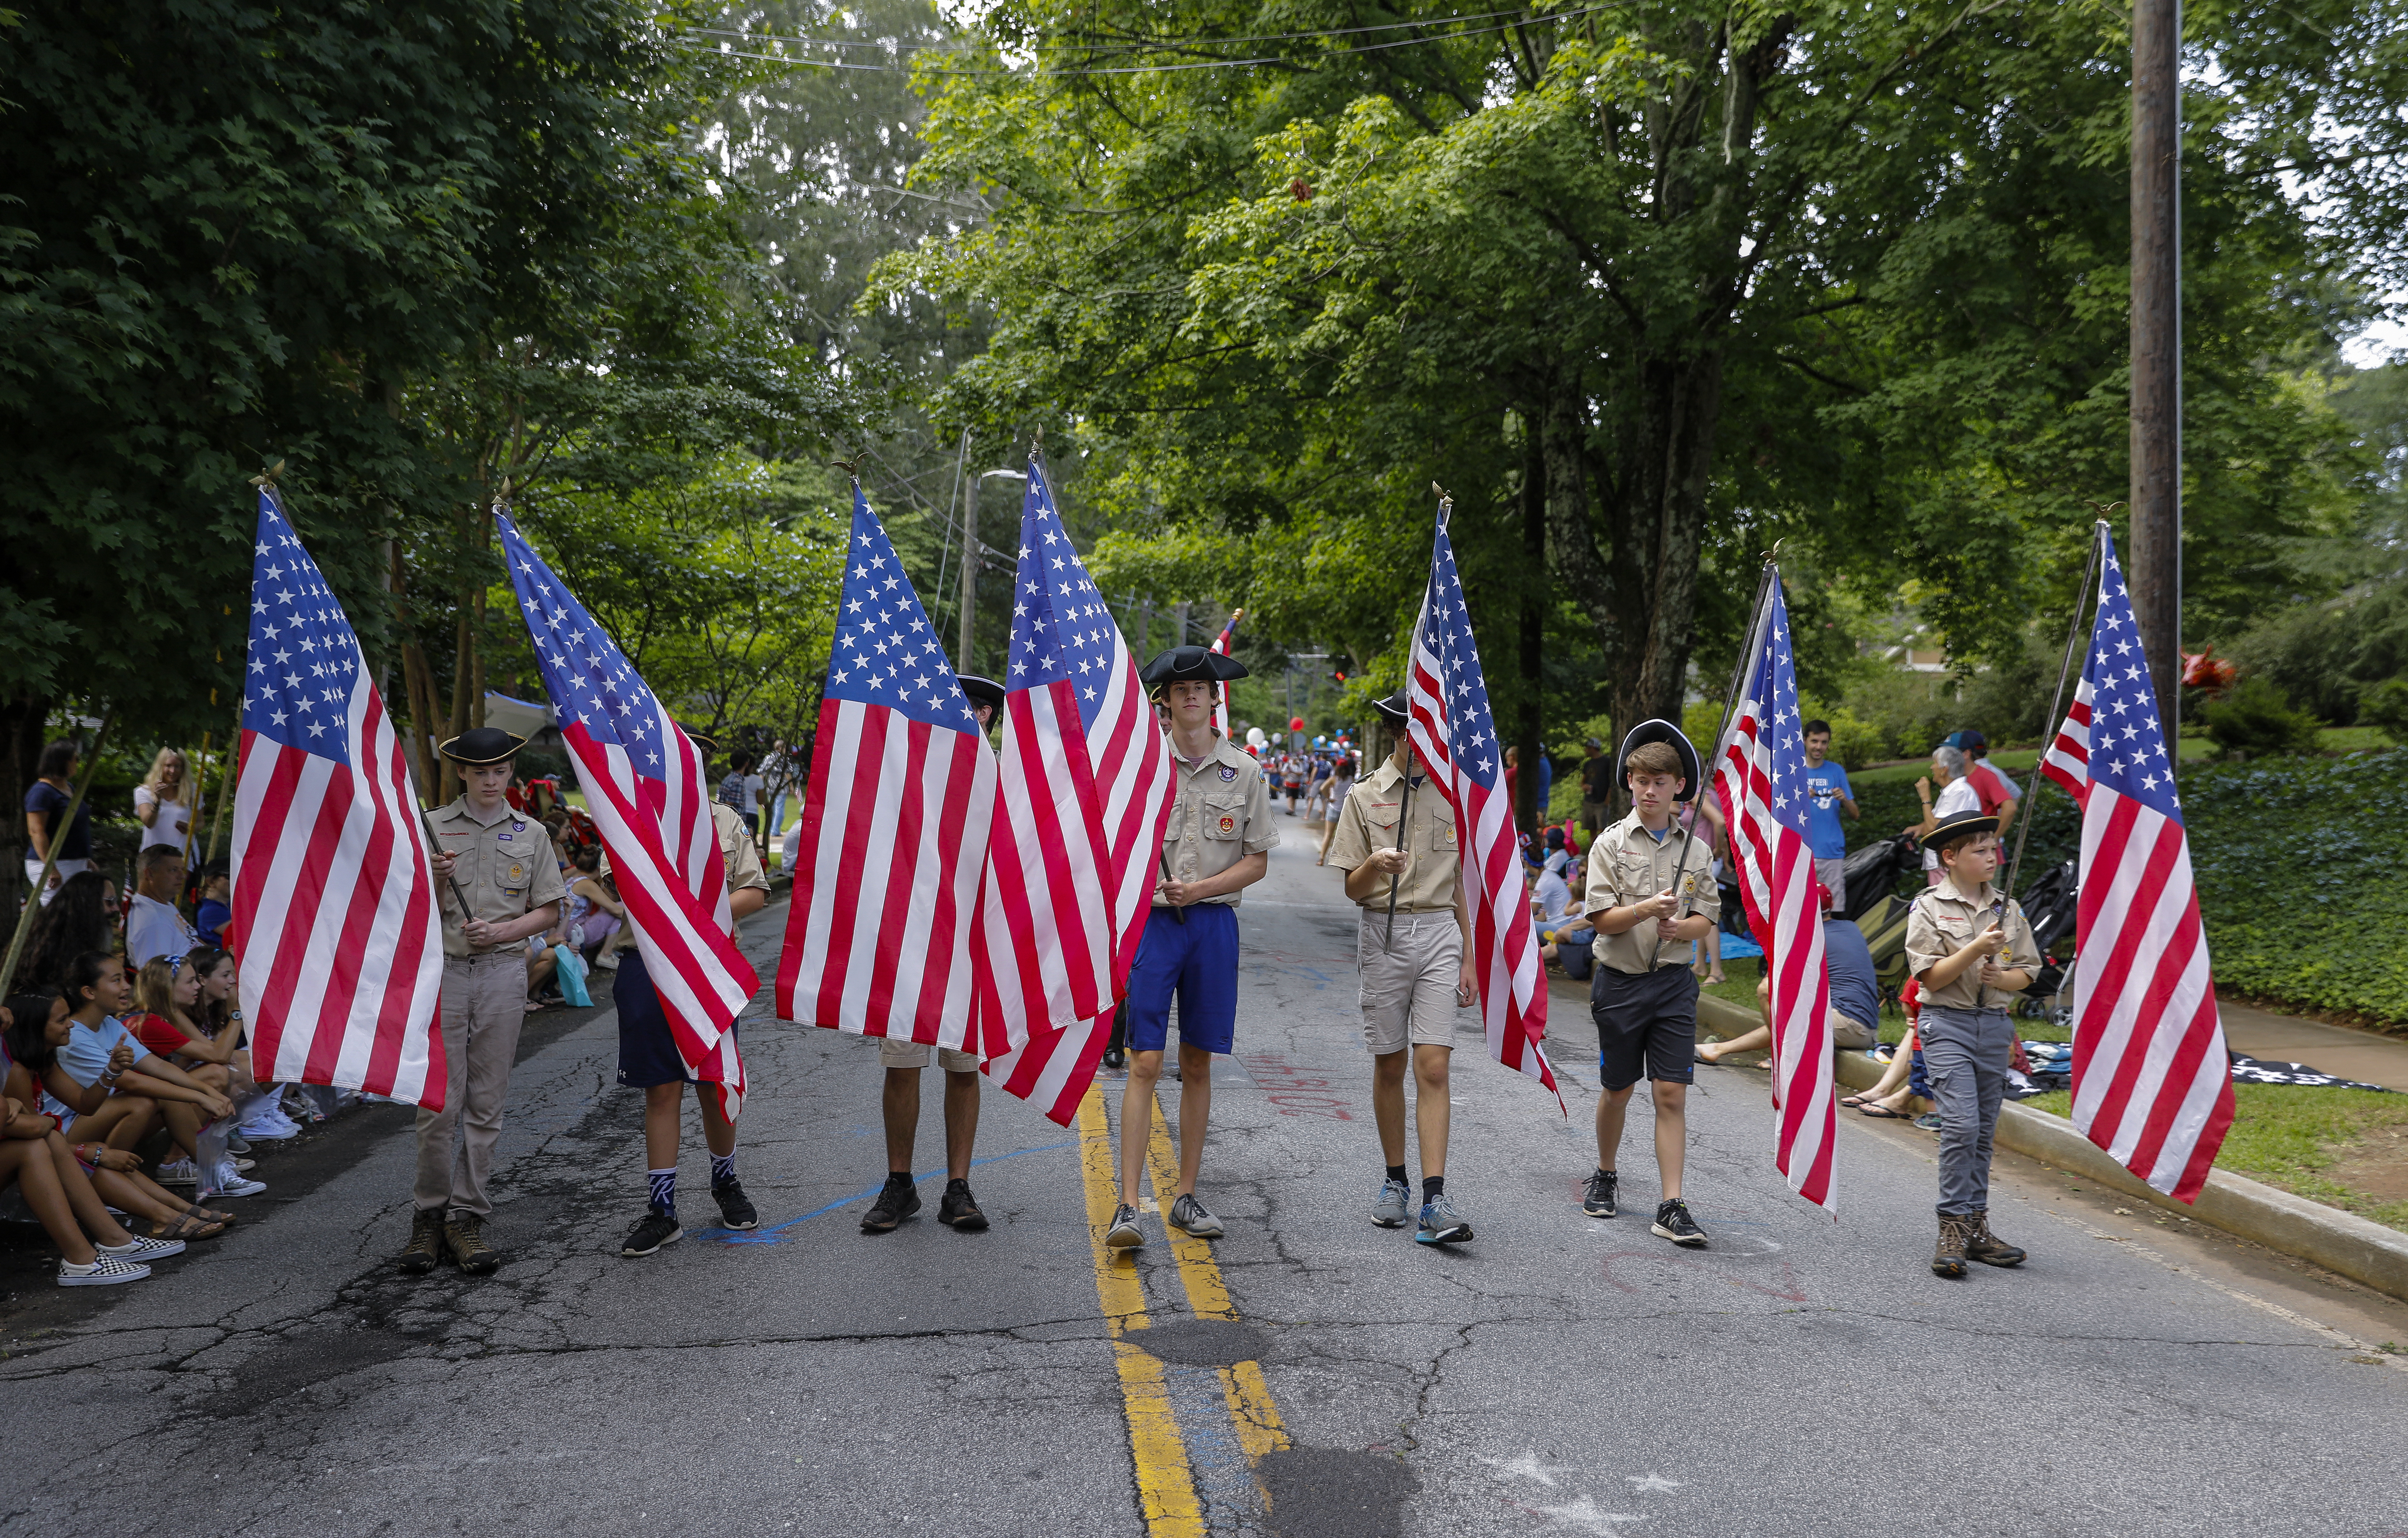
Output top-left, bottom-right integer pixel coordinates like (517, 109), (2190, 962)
(1167, 1193), (1223, 1238)
(620, 1206), (683, 1258)
(1415, 1194), (1473, 1245)
(1651, 1198), (1707, 1247)
(444, 1213), (501, 1276)
(1583, 1169), (1619, 1218)
(712, 1178), (760, 1232)
(1371, 1177), (1412, 1229)
(1104, 1203), (1145, 1250)
(1932, 1212), (1971, 1278)
(938, 1179), (988, 1231)
(398, 1207), (446, 1275)
(861, 1177), (921, 1233)
(1964, 1210), (2026, 1268)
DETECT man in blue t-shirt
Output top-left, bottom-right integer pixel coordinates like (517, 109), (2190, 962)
(1799, 720), (1857, 911)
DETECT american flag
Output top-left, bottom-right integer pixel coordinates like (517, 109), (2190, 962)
(1210, 608), (1242, 737)
(1403, 500), (1556, 1103)
(496, 511), (759, 1117)
(1708, 576), (1836, 1211)
(2040, 532), (2234, 1201)
(973, 457), (1177, 1123)
(777, 486), (997, 1046)
(231, 490), (445, 1107)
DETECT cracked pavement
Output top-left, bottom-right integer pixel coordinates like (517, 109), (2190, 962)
(3, 837), (2405, 1536)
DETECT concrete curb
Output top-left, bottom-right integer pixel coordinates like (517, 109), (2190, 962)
(1696, 994), (2408, 1303)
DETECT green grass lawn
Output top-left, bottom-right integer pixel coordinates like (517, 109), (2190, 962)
(2017, 1083), (2408, 1234)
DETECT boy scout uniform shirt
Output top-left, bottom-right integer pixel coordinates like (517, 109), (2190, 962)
(603, 801), (769, 940)
(1325, 758), (1460, 913)
(1582, 810), (1721, 974)
(1159, 737), (1280, 907)
(427, 796), (570, 957)
(1903, 881), (2041, 1010)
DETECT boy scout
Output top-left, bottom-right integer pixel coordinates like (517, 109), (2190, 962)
(1325, 691), (1478, 1246)
(1903, 807), (2040, 1278)
(399, 727), (568, 1277)
(861, 675), (1006, 1236)
(1103, 647), (1276, 1250)
(1581, 721), (1720, 1248)
(617, 729), (774, 1258)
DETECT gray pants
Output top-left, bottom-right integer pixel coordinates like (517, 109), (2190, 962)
(1920, 1003), (2014, 1215)
(414, 952), (528, 1217)
(1813, 856), (1847, 915)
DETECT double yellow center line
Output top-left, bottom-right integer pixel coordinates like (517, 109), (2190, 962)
(1076, 1084), (1289, 1534)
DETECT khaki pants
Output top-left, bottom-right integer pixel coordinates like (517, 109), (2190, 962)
(414, 953), (528, 1217)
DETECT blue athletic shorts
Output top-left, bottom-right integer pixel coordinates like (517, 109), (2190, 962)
(1124, 903), (1240, 1055)
(615, 945), (735, 1089)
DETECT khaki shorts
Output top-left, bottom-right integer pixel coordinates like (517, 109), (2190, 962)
(878, 1036), (978, 1073)
(1828, 1010), (1879, 1051)
(1358, 911), (1463, 1055)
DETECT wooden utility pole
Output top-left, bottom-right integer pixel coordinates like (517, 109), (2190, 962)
(2131, 0), (2182, 712)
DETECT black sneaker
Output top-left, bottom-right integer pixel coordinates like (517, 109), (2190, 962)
(619, 1206), (683, 1258)
(1651, 1198), (1707, 1247)
(712, 1178), (760, 1231)
(861, 1177), (921, 1233)
(937, 1179), (988, 1231)
(1583, 1169), (1619, 1218)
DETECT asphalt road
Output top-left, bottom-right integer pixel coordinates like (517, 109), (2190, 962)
(5, 830), (2406, 1537)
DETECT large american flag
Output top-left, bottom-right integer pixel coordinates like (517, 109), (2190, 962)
(231, 490), (445, 1107)
(1403, 500), (1556, 1103)
(1709, 576), (1836, 1211)
(496, 511), (758, 1117)
(777, 486), (996, 1046)
(2040, 532), (2234, 1201)
(973, 457), (1177, 1123)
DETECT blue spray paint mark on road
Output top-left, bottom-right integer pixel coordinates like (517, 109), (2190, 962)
(697, 1139), (1081, 1244)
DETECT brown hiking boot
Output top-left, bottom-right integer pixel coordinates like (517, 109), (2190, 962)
(1964, 1210), (2026, 1268)
(398, 1207), (445, 1275)
(1931, 1212), (1970, 1278)
(444, 1213), (501, 1276)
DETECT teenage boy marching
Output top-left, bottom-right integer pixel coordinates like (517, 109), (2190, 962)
(1580, 721), (1721, 1247)
(1903, 807), (2041, 1277)
(1104, 646), (1275, 1249)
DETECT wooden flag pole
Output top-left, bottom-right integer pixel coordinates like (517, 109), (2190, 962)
(0, 710), (114, 997)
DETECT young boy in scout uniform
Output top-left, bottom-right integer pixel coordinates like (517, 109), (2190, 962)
(616, 729), (774, 1258)
(1581, 721), (1721, 1248)
(1325, 691), (1478, 1246)
(1102, 647), (1276, 1250)
(860, 675), (1007, 1236)
(1904, 807), (2039, 1277)
(400, 727), (568, 1277)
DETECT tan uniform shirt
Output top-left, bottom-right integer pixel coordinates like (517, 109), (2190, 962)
(1325, 757), (1460, 913)
(604, 801), (770, 941)
(1157, 736), (1279, 907)
(1582, 810), (1722, 975)
(427, 796), (569, 957)
(1904, 880), (2041, 1011)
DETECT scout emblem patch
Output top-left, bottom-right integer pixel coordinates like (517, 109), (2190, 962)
(1441, 824), (1458, 850)
(1219, 766), (1237, 782)
(507, 863), (526, 883)
(1217, 813), (1237, 836)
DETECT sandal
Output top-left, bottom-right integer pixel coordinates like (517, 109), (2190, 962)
(186, 1202), (239, 1226)
(152, 1211), (226, 1241)
(1858, 1104), (1911, 1119)
(1839, 1093), (1874, 1109)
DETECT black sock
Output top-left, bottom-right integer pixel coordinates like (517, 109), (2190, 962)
(1386, 1164), (1408, 1186)
(1422, 1175), (1445, 1199)
(1596, 1166), (1615, 1180)
(883, 1170), (913, 1191)
(710, 1153), (736, 1188)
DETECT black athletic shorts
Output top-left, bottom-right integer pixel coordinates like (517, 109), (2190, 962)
(1590, 963), (1699, 1090)
(615, 945), (736, 1089)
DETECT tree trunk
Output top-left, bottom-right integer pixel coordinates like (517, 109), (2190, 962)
(1516, 425), (1545, 832)
(0, 688), (52, 888)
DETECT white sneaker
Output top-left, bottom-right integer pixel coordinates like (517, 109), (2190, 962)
(98, 1234), (185, 1261)
(59, 1254), (150, 1286)
(239, 1111), (299, 1140)
(209, 1167), (267, 1197)
(155, 1158), (198, 1187)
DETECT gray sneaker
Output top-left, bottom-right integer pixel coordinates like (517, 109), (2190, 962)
(1371, 1177), (1412, 1228)
(1105, 1203), (1145, 1249)
(1415, 1193), (1473, 1245)
(1168, 1193), (1223, 1238)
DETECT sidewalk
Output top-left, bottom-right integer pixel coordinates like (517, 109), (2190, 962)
(2220, 1001), (2408, 1091)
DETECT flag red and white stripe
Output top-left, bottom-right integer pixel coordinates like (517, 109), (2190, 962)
(779, 486), (997, 1046)
(2041, 532), (2233, 1201)
(1710, 577), (1837, 1211)
(972, 458), (1176, 1123)
(1403, 500), (1556, 1104)
(231, 490), (445, 1107)
(497, 511), (759, 1119)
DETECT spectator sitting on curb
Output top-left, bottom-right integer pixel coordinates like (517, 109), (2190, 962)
(49, 953), (237, 1171)
(125, 847), (199, 966)
(1696, 887), (1883, 1064)
(1531, 843), (1595, 980)
(1842, 977), (1928, 1119)
(16, 871), (115, 994)
(193, 866), (232, 948)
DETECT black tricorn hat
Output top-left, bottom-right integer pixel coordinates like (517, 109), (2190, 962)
(1927, 807), (1999, 845)
(1615, 718), (1702, 801)
(1141, 645), (1248, 696)
(438, 726), (527, 767)
(1371, 688), (1411, 723)
(957, 674), (1006, 715)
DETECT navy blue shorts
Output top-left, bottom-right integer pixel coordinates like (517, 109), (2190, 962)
(615, 946), (733, 1089)
(1124, 903), (1240, 1055)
